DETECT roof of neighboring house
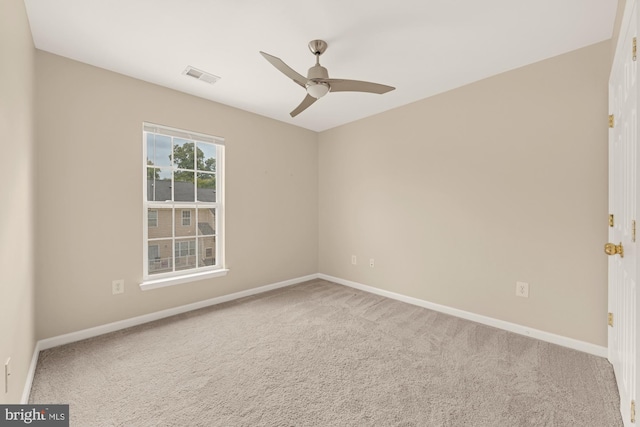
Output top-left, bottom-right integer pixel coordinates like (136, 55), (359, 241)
(198, 223), (214, 235)
(147, 180), (215, 203)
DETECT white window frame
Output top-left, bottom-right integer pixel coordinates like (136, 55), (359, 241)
(141, 122), (227, 290)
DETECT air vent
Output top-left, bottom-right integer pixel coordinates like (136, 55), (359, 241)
(182, 66), (220, 85)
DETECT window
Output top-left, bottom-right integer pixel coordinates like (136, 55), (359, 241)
(181, 210), (191, 226)
(143, 123), (225, 286)
(148, 210), (158, 227)
(149, 245), (160, 260)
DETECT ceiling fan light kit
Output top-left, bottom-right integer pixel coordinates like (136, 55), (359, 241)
(306, 82), (330, 99)
(260, 39), (395, 117)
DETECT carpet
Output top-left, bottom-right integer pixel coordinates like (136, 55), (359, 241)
(29, 279), (623, 426)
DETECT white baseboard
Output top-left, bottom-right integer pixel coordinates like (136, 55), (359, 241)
(38, 274), (319, 351)
(21, 340), (41, 404)
(23, 271), (607, 403)
(318, 273), (608, 358)
(22, 273), (319, 402)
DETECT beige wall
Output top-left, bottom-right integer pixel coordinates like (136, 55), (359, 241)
(33, 40), (614, 346)
(318, 41), (610, 346)
(34, 51), (318, 339)
(0, 0), (36, 403)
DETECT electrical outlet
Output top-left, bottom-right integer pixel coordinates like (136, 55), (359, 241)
(112, 279), (125, 295)
(516, 281), (529, 298)
(351, 255), (357, 265)
(5, 357), (10, 394)
(369, 258), (375, 268)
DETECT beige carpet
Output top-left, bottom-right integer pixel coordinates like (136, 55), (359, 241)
(29, 279), (622, 426)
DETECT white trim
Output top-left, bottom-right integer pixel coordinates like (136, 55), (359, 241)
(22, 274), (318, 403)
(143, 122), (225, 146)
(40, 274), (319, 351)
(140, 268), (230, 290)
(318, 274), (608, 358)
(611, 0), (636, 80)
(215, 144), (225, 269)
(22, 272), (608, 402)
(21, 341), (41, 404)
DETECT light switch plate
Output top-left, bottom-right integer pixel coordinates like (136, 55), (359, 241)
(5, 357), (10, 394)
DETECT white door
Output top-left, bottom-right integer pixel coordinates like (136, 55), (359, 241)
(609, 1), (639, 425)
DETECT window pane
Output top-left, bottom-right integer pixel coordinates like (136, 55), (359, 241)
(197, 208), (215, 236)
(146, 134), (172, 167)
(199, 236), (216, 267)
(197, 142), (216, 172)
(175, 238), (196, 271)
(197, 172), (216, 202)
(173, 139), (195, 170)
(148, 208), (172, 239)
(148, 239), (173, 275)
(176, 209), (195, 237)
(147, 168), (172, 201)
(174, 171), (195, 201)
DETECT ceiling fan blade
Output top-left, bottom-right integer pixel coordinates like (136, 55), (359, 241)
(290, 94), (317, 117)
(260, 51), (307, 88)
(323, 79), (395, 94)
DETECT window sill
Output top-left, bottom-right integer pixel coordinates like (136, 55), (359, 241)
(140, 269), (229, 291)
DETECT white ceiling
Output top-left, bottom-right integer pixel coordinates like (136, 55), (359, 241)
(24, 0), (617, 132)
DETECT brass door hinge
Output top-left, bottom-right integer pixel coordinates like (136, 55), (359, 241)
(631, 400), (636, 423)
(610, 214), (615, 227)
(634, 37), (637, 61)
(633, 220), (637, 242)
(610, 114), (615, 128)
(608, 312), (614, 327)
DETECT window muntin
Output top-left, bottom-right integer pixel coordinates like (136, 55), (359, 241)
(143, 123), (224, 280)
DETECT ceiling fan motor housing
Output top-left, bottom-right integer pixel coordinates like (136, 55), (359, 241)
(307, 65), (328, 80)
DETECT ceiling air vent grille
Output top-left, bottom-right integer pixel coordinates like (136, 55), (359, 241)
(182, 66), (220, 85)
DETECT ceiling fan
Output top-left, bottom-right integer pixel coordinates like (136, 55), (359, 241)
(260, 40), (395, 117)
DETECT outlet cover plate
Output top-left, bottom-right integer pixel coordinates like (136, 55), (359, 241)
(112, 279), (125, 295)
(516, 281), (529, 298)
